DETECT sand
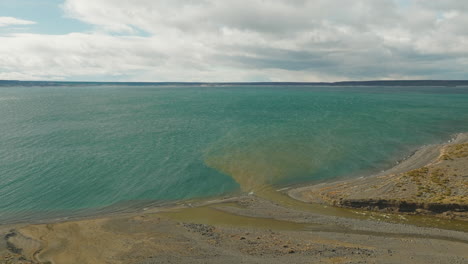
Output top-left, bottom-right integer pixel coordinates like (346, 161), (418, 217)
(289, 133), (468, 221)
(1, 134), (468, 264)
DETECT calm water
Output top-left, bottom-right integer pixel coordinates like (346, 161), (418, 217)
(1, 84), (468, 222)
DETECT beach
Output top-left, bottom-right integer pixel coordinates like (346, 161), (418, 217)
(1, 134), (467, 264)
(289, 133), (468, 221)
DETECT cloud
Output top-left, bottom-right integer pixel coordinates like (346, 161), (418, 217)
(0, 0), (467, 81)
(62, 0), (402, 35)
(0, 33), (169, 80)
(0, 17), (36, 27)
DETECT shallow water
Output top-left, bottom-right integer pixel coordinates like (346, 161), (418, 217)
(1, 84), (468, 222)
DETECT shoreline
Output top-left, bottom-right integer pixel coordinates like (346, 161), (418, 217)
(1, 133), (467, 263)
(288, 132), (468, 221)
(1, 132), (461, 227)
(2, 193), (467, 263)
(1, 132), (466, 228)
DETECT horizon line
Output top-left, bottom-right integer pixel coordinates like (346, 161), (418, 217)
(2, 80), (468, 84)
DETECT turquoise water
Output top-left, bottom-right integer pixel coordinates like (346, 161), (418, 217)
(1, 84), (468, 222)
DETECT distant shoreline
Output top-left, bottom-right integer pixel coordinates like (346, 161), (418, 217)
(2, 80), (468, 87)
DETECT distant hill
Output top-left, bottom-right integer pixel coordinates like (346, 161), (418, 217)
(1, 80), (468, 87)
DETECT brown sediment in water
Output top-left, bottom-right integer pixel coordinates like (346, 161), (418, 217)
(204, 133), (468, 230)
(203, 145), (320, 192)
(202, 137), (367, 219)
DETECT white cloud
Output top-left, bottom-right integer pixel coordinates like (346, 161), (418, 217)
(0, 1), (467, 81)
(0, 17), (36, 27)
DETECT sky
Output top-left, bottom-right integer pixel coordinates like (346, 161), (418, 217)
(0, 0), (467, 82)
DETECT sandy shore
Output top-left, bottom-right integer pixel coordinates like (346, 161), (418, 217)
(1, 134), (468, 263)
(289, 133), (468, 221)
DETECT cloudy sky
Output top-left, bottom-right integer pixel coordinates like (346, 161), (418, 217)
(0, 0), (467, 82)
